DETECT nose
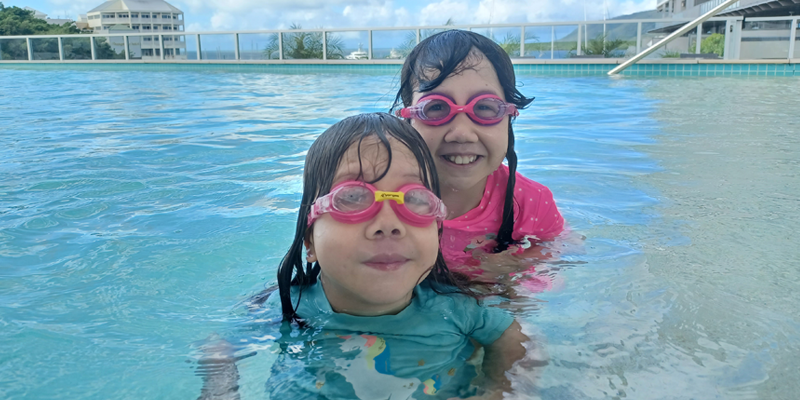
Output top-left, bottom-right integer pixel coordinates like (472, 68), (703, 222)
(443, 112), (479, 144)
(365, 200), (406, 240)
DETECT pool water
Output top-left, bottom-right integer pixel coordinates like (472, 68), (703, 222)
(1, 68), (799, 399)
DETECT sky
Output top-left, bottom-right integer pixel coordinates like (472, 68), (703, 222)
(8, 0), (655, 31)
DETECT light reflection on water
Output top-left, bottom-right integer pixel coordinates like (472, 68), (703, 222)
(1, 68), (798, 399)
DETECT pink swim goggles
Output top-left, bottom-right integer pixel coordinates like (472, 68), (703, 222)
(395, 93), (519, 126)
(307, 181), (448, 227)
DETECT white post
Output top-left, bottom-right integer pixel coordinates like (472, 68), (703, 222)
(695, 24), (702, 54)
(90, 36), (96, 60)
(788, 18), (797, 59)
(577, 23), (582, 55)
(416, 29), (421, 44)
(234, 33), (239, 60)
(58, 37), (64, 61)
(124, 36), (129, 60)
(196, 34), (201, 60)
(322, 31), (327, 60)
(160, 34), (164, 60)
(636, 22), (642, 53)
(368, 30), (373, 60)
(551, 25), (555, 59)
(723, 19), (733, 60)
(520, 26), (525, 57)
(26, 37), (32, 60)
(278, 33), (283, 60)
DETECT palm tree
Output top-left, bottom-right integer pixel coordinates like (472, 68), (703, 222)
(396, 18), (455, 58)
(263, 24), (344, 60)
(570, 33), (628, 58)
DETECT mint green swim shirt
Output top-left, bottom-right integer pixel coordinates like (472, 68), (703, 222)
(264, 280), (514, 399)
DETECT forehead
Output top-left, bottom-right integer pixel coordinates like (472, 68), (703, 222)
(414, 50), (503, 98)
(334, 136), (423, 183)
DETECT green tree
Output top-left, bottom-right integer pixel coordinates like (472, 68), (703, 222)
(701, 33), (724, 57)
(0, 2), (84, 59)
(0, 3), (80, 36)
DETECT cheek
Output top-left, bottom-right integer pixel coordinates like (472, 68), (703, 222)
(411, 122), (441, 152)
(311, 219), (354, 261)
(417, 225), (441, 264)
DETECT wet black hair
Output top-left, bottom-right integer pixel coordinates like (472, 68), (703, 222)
(277, 112), (475, 323)
(391, 29), (535, 252)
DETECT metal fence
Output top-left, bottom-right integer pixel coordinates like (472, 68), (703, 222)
(1, 17), (798, 62)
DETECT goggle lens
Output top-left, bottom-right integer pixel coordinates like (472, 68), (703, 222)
(333, 185), (373, 212)
(401, 188), (438, 216)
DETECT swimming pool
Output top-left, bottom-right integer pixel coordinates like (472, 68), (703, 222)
(1, 67), (798, 399)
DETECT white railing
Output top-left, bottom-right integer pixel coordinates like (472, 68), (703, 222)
(1, 17), (798, 62)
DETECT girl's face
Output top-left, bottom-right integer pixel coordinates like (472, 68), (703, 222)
(410, 54), (509, 194)
(306, 136), (439, 316)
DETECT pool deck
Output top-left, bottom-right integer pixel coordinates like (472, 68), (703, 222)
(1, 58), (798, 76)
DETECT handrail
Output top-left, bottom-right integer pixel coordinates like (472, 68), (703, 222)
(608, 0), (742, 75)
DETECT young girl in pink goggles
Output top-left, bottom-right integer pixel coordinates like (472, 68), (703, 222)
(393, 30), (566, 287)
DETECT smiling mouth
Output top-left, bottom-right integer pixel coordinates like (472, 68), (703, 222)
(443, 155), (479, 165)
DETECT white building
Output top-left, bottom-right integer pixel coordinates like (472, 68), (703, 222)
(86, 0), (185, 60)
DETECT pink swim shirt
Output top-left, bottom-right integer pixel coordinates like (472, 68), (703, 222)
(441, 165), (564, 276)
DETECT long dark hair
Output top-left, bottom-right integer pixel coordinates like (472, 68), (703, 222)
(391, 29), (535, 252)
(277, 112), (474, 323)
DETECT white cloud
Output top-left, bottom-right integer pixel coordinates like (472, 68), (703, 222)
(45, 0), (99, 19)
(419, 0), (472, 25)
(37, 0), (655, 32)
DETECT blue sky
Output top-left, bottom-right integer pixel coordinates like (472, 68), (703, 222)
(8, 0), (655, 31)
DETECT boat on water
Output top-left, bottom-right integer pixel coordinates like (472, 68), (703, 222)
(345, 43), (368, 60)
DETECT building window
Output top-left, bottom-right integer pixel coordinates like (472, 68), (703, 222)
(118, 13), (129, 18)
(102, 13), (114, 18)
(162, 14), (171, 19)
(142, 14), (150, 19)
(143, 25), (151, 30)
(131, 13), (138, 18)
(132, 25), (140, 30)
(152, 13), (160, 18)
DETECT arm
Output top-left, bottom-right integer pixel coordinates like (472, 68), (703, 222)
(196, 336), (255, 400)
(456, 321), (539, 400)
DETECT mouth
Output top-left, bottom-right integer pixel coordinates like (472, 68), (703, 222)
(363, 254), (410, 271)
(442, 154), (480, 166)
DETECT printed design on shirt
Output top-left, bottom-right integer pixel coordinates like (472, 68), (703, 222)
(333, 334), (449, 398)
(422, 375), (443, 395)
(463, 233), (497, 252)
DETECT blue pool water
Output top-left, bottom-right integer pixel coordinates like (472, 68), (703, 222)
(1, 67), (799, 399)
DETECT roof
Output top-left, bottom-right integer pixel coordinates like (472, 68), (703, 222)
(23, 6), (47, 19)
(88, 0), (182, 14)
(46, 19), (74, 25)
(717, 0), (800, 16)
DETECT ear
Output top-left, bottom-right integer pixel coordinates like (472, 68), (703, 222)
(304, 238), (317, 263)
